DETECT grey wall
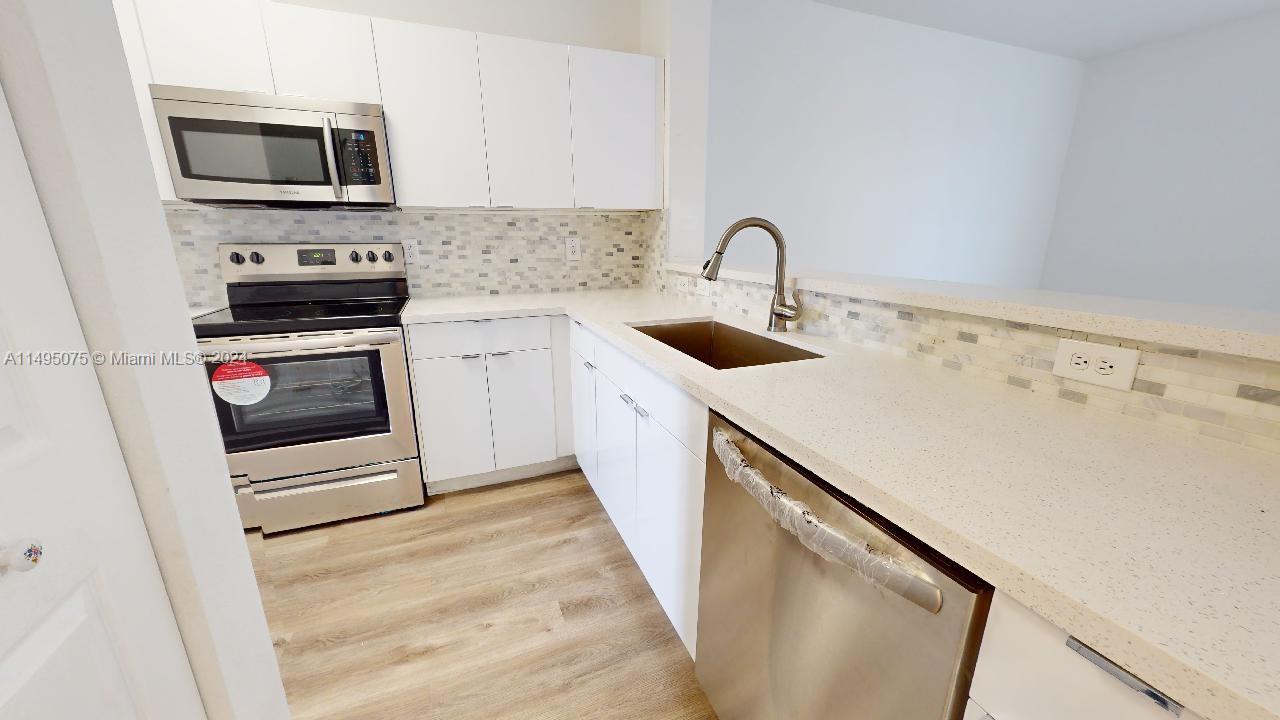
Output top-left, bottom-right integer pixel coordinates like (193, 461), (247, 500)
(702, 0), (1082, 288)
(1040, 10), (1280, 312)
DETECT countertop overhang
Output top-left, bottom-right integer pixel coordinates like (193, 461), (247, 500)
(403, 289), (1280, 720)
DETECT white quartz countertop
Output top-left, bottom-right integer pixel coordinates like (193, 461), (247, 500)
(403, 290), (1280, 720)
(665, 260), (1280, 361)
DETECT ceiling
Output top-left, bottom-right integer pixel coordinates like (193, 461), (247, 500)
(813, 0), (1280, 58)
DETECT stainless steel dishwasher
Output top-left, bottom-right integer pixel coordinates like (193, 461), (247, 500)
(697, 413), (992, 720)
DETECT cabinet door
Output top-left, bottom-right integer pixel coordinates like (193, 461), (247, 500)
(413, 355), (495, 483)
(260, 2), (380, 104)
(478, 34), (573, 208)
(133, 0), (274, 93)
(569, 47), (661, 209)
(635, 412), (705, 657)
(570, 352), (598, 485)
(487, 350), (558, 471)
(373, 20), (490, 208)
(593, 373), (637, 549)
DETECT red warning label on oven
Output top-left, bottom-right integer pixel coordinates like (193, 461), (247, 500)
(211, 361), (271, 406)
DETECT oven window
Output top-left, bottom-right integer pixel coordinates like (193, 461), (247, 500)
(169, 117), (331, 185)
(208, 351), (390, 453)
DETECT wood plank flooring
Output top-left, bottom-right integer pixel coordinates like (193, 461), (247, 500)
(246, 471), (717, 720)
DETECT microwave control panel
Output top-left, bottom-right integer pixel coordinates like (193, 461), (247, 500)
(337, 129), (381, 186)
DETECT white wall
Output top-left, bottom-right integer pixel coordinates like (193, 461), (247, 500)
(1040, 10), (1280, 312)
(282, 0), (663, 55)
(0, 0), (289, 717)
(666, 0), (713, 259)
(702, 0), (1082, 288)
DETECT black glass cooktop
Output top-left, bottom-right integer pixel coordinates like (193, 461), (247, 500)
(193, 299), (406, 338)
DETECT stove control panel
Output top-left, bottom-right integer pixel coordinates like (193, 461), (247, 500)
(220, 243), (407, 284)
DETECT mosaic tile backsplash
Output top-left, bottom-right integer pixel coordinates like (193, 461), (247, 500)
(662, 269), (1280, 456)
(166, 207), (661, 310)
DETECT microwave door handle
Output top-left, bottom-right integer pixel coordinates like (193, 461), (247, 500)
(321, 116), (343, 200)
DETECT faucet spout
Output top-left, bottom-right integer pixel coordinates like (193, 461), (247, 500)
(701, 217), (799, 332)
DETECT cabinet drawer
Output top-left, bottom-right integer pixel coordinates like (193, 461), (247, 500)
(569, 318), (598, 361)
(408, 316), (552, 358)
(971, 592), (1187, 720)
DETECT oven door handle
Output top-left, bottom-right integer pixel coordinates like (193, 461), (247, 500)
(200, 337), (400, 359)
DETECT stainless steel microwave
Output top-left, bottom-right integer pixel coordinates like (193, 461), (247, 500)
(150, 85), (394, 206)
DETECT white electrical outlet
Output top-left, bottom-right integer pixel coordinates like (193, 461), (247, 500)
(563, 237), (581, 262)
(1051, 338), (1140, 391)
(402, 242), (420, 265)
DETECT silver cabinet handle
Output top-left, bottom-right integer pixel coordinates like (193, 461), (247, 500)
(0, 539), (43, 574)
(711, 428), (943, 614)
(490, 351), (511, 357)
(1065, 637), (1183, 716)
(634, 405), (649, 418)
(619, 394), (635, 406)
(583, 361), (595, 371)
(321, 117), (343, 200)
(460, 354), (481, 360)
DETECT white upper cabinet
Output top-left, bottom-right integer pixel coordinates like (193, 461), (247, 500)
(478, 34), (574, 208)
(260, 2), (380, 104)
(569, 47), (661, 209)
(133, 0), (274, 93)
(373, 20), (491, 208)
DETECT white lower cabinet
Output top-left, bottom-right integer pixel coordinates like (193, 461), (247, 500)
(412, 355), (496, 482)
(635, 414), (705, 656)
(570, 352), (598, 485)
(408, 316), (566, 489)
(487, 349), (557, 471)
(569, 322), (708, 656)
(971, 591), (1200, 720)
(593, 373), (638, 550)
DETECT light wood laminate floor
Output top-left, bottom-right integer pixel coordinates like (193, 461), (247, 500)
(247, 471), (717, 720)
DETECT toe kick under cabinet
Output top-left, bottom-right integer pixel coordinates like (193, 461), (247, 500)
(569, 319), (708, 657)
(407, 316), (573, 491)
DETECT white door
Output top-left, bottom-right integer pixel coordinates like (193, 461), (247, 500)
(593, 373), (638, 551)
(486, 349), (557, 471)
(569, 46), (661, 209)
(478, 33), (574, 208)
(635, 413), (705, 658)
(373, 20), (490, 208)
(0, 85), (205, 719)
(570, 352), (598, 484)
(413, 355), (496, 483)
(132, 0), (275, 93)
(260, 1), (381, 104)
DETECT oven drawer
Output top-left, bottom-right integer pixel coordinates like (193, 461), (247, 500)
(407, 316), (552, 359)
(243, 458), (423, 534)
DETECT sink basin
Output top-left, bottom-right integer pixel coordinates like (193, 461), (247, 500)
(631, 321), (821, 370)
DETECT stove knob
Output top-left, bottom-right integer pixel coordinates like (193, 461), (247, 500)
(366, 250), (378, 263)
(382, 250), (395, 262)
(228, 251), (246, 265)
(249, 252), (265, 265)
(349, 250), (362, 263)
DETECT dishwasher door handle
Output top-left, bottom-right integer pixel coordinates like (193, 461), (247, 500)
(711, 428), (944, 614)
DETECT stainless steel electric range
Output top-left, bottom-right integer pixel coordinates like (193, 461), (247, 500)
(194, 243), (422, 534)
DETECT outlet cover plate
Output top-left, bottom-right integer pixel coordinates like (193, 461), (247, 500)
(563, 236), (581, 262)
(1052, 338), (1140, 391)
(402, 242), (420, 265)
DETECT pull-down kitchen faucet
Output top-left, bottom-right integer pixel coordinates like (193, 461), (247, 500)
(701, 217), (800, 332)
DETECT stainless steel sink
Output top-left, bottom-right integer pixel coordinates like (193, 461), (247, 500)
(631, 321), (821, 370)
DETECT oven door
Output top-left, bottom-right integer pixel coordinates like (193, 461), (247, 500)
(154, 98), (351, 204)
(201, 328), (417, 482)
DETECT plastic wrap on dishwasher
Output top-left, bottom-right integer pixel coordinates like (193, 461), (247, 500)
(711, 427), (930, 606)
